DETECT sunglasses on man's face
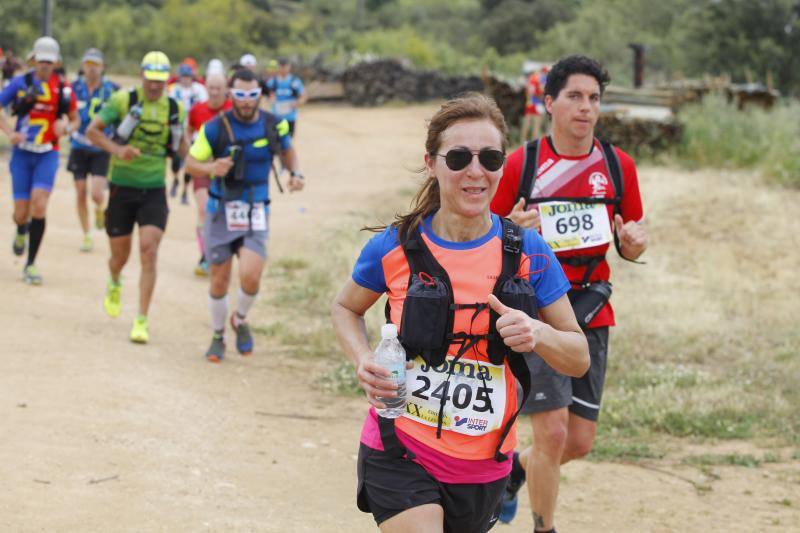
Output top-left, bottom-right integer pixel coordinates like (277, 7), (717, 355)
(436, 148), (506, 172)
(231, 88), (262, 100)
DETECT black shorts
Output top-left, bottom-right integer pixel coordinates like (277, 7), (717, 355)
(67, 148), (111, 180)
(287, 120), (295, 137)
(519, 326), (609, 421)
(106, 185), (169, 237)
(356, 444), (505, 533)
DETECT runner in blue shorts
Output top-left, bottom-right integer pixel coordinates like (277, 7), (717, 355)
(0, 36), (78, 284)
(185, 68), (305, 363)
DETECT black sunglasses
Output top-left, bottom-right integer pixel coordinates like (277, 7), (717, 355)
(437, 148), (506, 172)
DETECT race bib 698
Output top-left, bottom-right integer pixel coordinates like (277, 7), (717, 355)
(539, 201), (612, 251)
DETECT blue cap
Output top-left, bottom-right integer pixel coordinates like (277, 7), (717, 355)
(178, 64), (193, 77)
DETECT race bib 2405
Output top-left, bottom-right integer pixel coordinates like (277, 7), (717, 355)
(403, 355), (506, 437)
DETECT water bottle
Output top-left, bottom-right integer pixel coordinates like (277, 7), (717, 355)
(169, 121), (183, 152)
(374, 324), (407, 418)
(115, 104), (142, 142)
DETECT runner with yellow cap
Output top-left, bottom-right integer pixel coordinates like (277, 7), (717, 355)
(86, 51), (187, 343)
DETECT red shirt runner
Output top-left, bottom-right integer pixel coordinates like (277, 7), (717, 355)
(188, 99), (232, 135)
(490, 136), (644, 328)
(14, 72), (77, 150)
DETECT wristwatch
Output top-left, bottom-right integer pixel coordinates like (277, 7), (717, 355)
(290, 171), (305, 180)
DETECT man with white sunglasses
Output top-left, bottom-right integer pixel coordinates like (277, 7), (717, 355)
(186, 68), (304, 363)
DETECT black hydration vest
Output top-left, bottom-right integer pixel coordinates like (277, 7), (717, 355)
(380, 218), (535, 463)
(208, 110), (282, 204)
(124, 88), (180, 151)
(12, 71), (70, 118)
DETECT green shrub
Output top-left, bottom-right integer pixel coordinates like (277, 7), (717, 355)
(678, 95), (800, 187)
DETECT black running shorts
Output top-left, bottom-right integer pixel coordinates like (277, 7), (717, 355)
(519, 326), (610, 422)
(356, 444), (505, 533)
(67, 148), (111, 180)
(106, 185), (169, 237)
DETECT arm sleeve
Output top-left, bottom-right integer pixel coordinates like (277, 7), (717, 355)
(490, 146), (524, 217)
(522, 229), (571, 308)
(294, 77), (305, 95)
(189, 123), (213, 161)
(351, 231), (396, 294)
(616, 148), (644, 223)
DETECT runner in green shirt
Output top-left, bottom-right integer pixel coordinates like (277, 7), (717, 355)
(86, 51), (187, 344)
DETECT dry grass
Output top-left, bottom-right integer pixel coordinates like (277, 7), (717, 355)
(596, 165), (800, 455)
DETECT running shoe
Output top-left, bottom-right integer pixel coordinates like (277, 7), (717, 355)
(230, 314), (253, 355)
(130, 315), (149, 344)
(169, 178), (179, 198)
(194, 259), (209, 277)
(80, 234), (94, 253)
(12, 233), (26, 256)
(205, 333), (225, 363)
(22, 264), (42, 285)
(95, 206), (105, 230)
(180, 190), (189, 205)
(104, 279), (122, 318)
(499, 451), (526, 524)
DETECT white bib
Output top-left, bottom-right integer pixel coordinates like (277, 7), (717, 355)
(403, 355), (506, 437)
(539, 201), (612, 251)
(225, 201), (266, 232)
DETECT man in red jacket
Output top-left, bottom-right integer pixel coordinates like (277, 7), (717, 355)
(491, 55), (648, 532)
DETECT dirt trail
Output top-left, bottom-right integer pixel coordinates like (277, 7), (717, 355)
(0, 104), (797, 532)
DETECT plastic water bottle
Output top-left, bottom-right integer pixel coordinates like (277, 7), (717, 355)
(375, 324), (407, 418)
(169, 122), (183, 152)
(115, 104), (142, 142)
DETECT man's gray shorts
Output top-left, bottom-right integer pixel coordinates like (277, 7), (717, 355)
(518, 327), (609, 422)
(204, 207), (269, 265)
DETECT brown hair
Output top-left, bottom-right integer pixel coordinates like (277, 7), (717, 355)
(367, 92), (508, 240)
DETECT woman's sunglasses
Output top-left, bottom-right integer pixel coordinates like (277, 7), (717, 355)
(437, 148), (506, 172)
(231, 88), (262, 100)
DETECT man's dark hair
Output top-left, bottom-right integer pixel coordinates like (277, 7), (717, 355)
(544, 55), (611, 100)
(231, 68), (257, 84)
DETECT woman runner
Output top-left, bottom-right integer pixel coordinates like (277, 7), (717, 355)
(331, 93), (589, 533)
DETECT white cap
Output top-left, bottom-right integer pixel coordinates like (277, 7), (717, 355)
(33, 36), (60, 63)
(240, 53), (257, 68)
(381, 324), (398, 340)
(206, 58), (225, 76)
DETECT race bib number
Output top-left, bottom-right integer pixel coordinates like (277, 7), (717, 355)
(274, 101), (293, 116)
(404, 356), (506, 436)
(225, 201), (266, 232)
(539, 201), (612, 251)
